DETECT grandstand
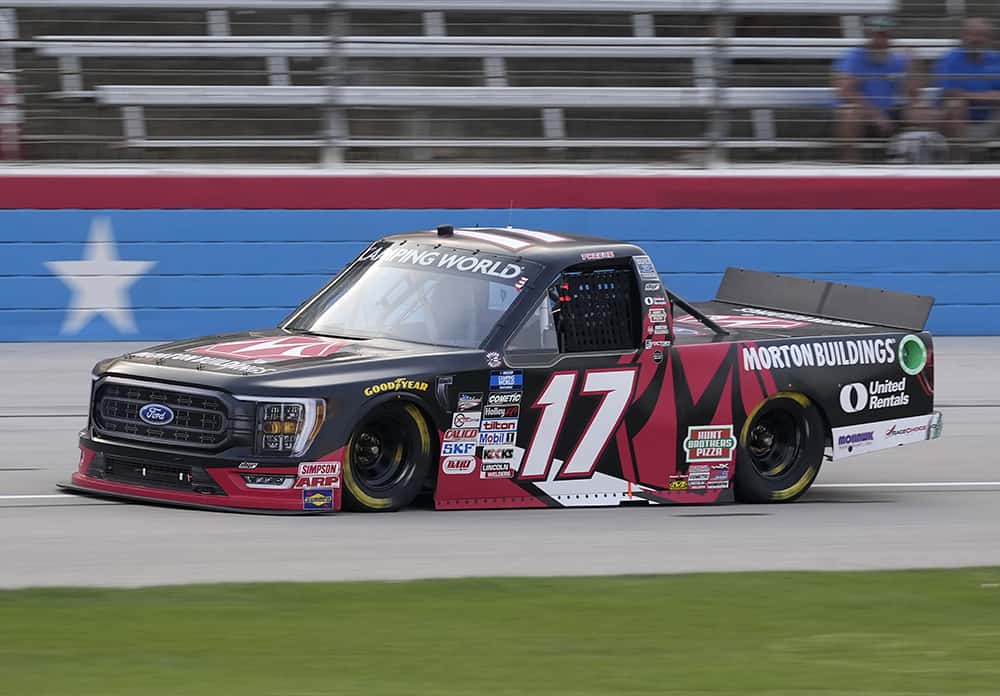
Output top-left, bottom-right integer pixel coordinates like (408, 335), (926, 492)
(1, 0), (997, 164)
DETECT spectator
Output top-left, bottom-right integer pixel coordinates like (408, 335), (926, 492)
(834, 16), (919, 162)
(936, 17), (1000, 153)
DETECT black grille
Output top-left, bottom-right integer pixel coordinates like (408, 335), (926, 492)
(94, 382), (229, 449)
(95, 456), (224, 495)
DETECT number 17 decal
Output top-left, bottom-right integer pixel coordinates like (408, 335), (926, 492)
(520, 368), (638, 481)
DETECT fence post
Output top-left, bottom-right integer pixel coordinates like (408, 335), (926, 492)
(707, 0), (732, 168)
(322, 1), (348, 167)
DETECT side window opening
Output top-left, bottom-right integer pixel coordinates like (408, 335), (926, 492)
(507, 264), (641, 356)
(555, 266), (640, 353)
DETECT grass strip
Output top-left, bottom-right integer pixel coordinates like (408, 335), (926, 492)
(1, 568), (999, 695)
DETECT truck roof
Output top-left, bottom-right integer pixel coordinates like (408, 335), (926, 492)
(382, 226), (643, 268)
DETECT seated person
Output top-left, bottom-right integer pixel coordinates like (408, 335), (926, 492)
(936, 17), (1000, 147)
(834, 16), (918, 161)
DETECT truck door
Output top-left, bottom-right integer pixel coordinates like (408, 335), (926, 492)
(502, 260), (647, 489)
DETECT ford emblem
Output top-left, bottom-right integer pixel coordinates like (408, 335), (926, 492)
(139, 403), (175, 426)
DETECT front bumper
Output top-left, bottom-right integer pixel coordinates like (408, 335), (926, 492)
(69, 439), (343, 513)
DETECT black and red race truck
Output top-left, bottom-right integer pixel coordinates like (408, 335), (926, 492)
(65, 226), (942, 513)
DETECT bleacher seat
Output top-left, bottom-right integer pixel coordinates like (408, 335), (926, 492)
(10, 0), (966, 164)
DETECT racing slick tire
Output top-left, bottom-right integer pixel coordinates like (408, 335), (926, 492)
(733, 393), (824, 504)
(341, 401), (434, 512)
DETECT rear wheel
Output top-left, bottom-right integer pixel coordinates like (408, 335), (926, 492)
(342, 402), (433, 512)
(734, 393), (824, 503)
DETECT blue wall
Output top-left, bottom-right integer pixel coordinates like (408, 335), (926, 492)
(1, 208), (997, 341)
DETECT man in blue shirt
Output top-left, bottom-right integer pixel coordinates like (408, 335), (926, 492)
(937, 18), (1000, 145)
(834, 16), (918, 162)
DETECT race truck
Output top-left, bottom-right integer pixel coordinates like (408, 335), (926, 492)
(65, 226), (943, 513)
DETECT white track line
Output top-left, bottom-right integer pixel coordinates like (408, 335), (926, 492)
(0, 494), (73, 500)
(814, 482), (1000, 489)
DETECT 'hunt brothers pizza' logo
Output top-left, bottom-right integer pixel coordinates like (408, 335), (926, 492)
(683, 425), (737, 464)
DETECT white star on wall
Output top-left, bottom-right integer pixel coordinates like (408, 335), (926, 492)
(45, 217), (157, 335)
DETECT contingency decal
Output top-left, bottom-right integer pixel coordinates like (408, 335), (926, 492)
(480, 370), (524, 479)
(363, 377), (430, 397)
(294, 461), (342, 490)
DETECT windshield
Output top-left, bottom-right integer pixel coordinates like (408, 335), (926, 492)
(285, 241), (540, 348)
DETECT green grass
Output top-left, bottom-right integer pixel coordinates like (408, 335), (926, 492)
(1, 569), (999, 695)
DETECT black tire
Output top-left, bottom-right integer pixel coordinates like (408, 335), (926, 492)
(341, 401), (434, 512)
(734, 393), (825, 504)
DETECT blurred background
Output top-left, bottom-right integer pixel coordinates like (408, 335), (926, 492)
(2, 0), (999, 167)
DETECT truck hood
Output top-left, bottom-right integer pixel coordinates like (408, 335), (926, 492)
(100, 330), (477, 392)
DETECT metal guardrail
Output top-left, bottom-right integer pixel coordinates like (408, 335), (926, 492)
(0, 0), (896, 12)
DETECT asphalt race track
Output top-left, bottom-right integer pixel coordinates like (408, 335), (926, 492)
(1, 339), (998, 588)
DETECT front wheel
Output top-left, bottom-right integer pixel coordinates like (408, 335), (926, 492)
(341, 401), (434, 512)
(734, 393), (825, 503)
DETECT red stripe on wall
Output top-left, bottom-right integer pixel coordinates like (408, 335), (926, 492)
(1, 175), (998, 209)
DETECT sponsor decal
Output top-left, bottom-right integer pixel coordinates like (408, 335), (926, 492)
(363, 377), (430, 397)
(648, 308), (667, 323)
(839, 379), (909, 414)
(742, 338), (897, 372)
(581, 250), (615, 261)
(485, 351), (503, 369)
(734, 306), (870, 329)
(191, 335), (346, 363)
(481, 418), (518, 432)
(633, 255), (658, 280)
(443, 428), (479, 442)
(441, 442), (476, 456)
(644, 339), (669, 349)
(652, 350), (663, 363)
(490, 370), (523, 391)
(484, 404), (520, 419)
(898, 334), (928, 376)
(379, 246), (524, 281)
(357, 241), (392, 263)
(707, 481), (730, 489)
(237, 461), (258, 470)
(302, 488), (334, 511)
(129, 351), (273, 375)
(668, 479), (688, 491)
(653, 324), (669, 335)
(836, 430), (875, 449)
(294, 461), (342, 489)
(479, 431), (517, 446)
(710, 468), (729, 482)
(515, 276), (529, 291)
(688, 464), (711, 482)
(482, 447), (515, 461)
(886, 423), (927, 439)
(683, 426), (737, 464)
(678, 314), (807, 330)
(452, 411), (482, 429)
(644, 282), (661, 292)
(457, 392), (483, 411)
(138, 403), (174, 426)
(643, 296), (667, 306)
(441, 456), (475, 475)
(487, 391), (522, 406)
(480, 461), (514, 479)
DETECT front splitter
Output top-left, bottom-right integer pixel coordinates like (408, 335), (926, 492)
(58, 481), (336, 516)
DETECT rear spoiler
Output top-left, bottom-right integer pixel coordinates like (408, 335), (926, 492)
(715, 268), (935, 332)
